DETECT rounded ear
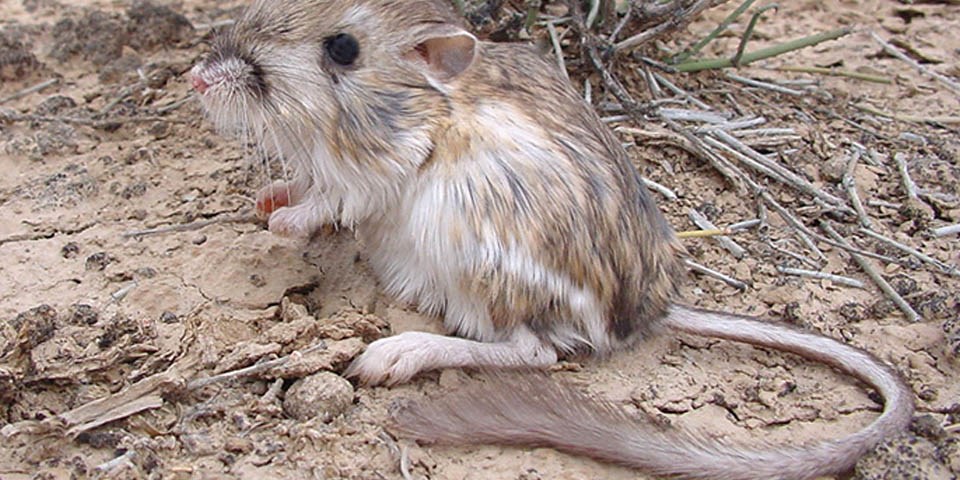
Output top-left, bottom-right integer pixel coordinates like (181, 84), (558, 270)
(405, 26), (477, 82)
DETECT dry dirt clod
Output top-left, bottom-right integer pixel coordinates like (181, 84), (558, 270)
(125, 0), (195, 51)
(283, 371), (355, 422)
(854, 431), (956, 480)
(0, 27), (41, 81)
(50, 10), (128, 66)
(84, 251), (116, 271)
(10, 304), (58, 352)
(943, 315), (960, 358)
(67, 303), (99, 326)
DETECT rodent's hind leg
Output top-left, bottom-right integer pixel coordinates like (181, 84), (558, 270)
(345, 326), (557, 386)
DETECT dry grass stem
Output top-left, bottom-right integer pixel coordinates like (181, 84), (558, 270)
(642, 177), (679, 201)
(94, 449), (138, 474)
(546, 21), (569, 81)
(767, 241), (821, 269)
(854, 103), (960, 125)
(893, 153), (922, 202)
(776, 266), (866, 289)
(123, 211), (255, 238)
(615, 0), (717, 52)
(688, 208), (747, 258)
(729, 219), (762, 231)
(775, 65), (892, 84)
(677, 228), (733, 238)
(725, 73), (805, 96)
(869, 30), (960, 95)
(685, 259), (748, 290)
(400, 444), (414, 480)
(703, 132), (852, 215)
(932, 224), (960, 237)
(0, 111), (181, 128)
(821, 222), (921, 322)
(842, 148), (873, 229)
(651, 72), (712, 110)
(860, 228), (959, 277)
(0, 78), (59, 105)
(186, 342), (328, 391)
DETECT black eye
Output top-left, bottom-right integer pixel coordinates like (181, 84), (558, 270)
(324, 33), (359, 66)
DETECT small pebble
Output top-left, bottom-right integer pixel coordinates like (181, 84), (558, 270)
(61, 242), (80, 259)
(283, 371), (354, 422)
(159, 311), (178, 324)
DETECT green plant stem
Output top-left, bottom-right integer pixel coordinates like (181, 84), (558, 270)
(672, 0), (757, 64)
(777, 65), (892, 84)
(732, 4), (778, 66)
(674, 27), (852, 73)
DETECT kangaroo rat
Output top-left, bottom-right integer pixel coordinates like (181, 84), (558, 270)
(190, 1), (914, 478)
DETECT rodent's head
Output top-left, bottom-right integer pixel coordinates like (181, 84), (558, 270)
(190, 0), (477, 163)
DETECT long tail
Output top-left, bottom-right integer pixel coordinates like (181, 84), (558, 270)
(392, 304), (914, 480)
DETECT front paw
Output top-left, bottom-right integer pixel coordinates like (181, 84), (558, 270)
(345, 332), (439, 386)
(267, 205), (322, 238)
(256, 181), (306, 218)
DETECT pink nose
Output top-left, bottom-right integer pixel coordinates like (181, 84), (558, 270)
(191, 74), (209, 93)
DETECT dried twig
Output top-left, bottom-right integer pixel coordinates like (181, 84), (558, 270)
(688, 209), (746, 258)
(767, 240), (821, 269)
(585, 0), (601, 29)
(695, 116), (767, 132)
(712, 131), (852, 213)
(186, 342), (327, 391)
(729, 218), (762, 231)
(642, 177), (679, 201)
(869, 30), (960, 95)
(1, 369), (187, 439)
(156, 94), (194, 114)
(725, 73), (804, 96)
(651, 72), (712, 110)
(775, 65), (891, 84)
(678, 228), (733, 238)
(868, 199), (901, 209)
(893, 153), (922, 203)
(615, 0), (716, 52)
(661, 108), (730, 124)
(708, 129), (851, 213)
(94, 449), (137, 473)
(123, 211), (255, 238)
(0, 78), (59, 105)
(821, 222), (920, 322)
(662, 117), (749, 194)
(933, 224), (960, 237)
(860, 228), (959, 277)
(546, 21), (569, 81)
(731, 127), (797, 137)
(400, 444), (414, 480)
(842, 148), (872, 228)
(579, 36), (651, 118)
(0, 111), (181, 128)
(685, 259), (748, 291)
(776, 266), (865, 289)
(854, 103), (960, 125)
(194, 19), (235, 30)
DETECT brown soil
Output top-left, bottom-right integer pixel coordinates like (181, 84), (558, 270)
(1, 1), (958, 479)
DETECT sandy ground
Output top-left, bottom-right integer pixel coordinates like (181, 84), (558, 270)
(0, 0), (958, 479)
